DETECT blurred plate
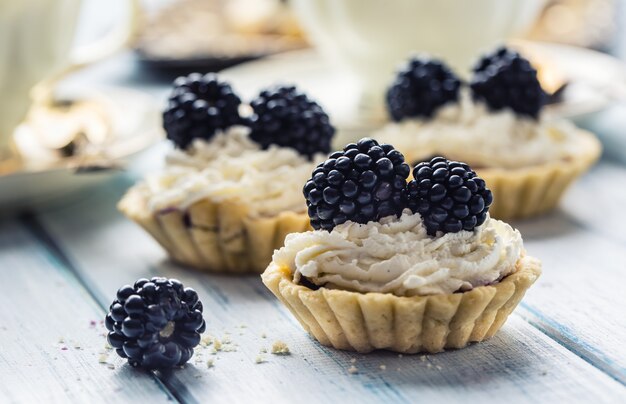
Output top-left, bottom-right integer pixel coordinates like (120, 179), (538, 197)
(0, 87), (161, 211)
(221, 41), (626, 146)
(134, 0), (307, 73)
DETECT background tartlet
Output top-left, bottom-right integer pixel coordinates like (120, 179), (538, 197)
(377, 47), (601, 220)
(119, 74), (334, 273)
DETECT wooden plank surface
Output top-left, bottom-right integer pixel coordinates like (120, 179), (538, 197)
(0, 220), (174, 403)
(29, 169), (626, 403)
(514, 163), (626, 383)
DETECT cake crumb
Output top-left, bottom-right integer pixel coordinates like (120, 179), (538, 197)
(350, 358), (357, 364)
(427, 363), (433, 369)
(200, 335), (213, 347)
(348, 365), (358, 374)
(98, 353), (108, 363)
(379, 365), (387, 371)
(107, 363), (115, 370)
(206, 359), (214, 368)
(260, 347), (268, 354)
(261, 333), (267, 339)
(271, 341), (290, 355)
(255, 355), (266, 364)
(420, 355), (427, 362)
(436, 365), (442, 370)
(58, 337), (65, 344)
(222, 344), (238, 352)
(222, 335), (232, 344)
(214, 339), (223, 351)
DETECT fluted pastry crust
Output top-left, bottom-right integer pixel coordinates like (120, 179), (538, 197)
(119, 188), (311, 273)
(261, 255), (541, 353)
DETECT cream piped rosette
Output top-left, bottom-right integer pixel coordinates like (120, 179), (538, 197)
(119, 128), (320, 273)
(377, 91), (601, 219)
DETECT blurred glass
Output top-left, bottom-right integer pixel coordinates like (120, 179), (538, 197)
(0, 0), (136, 160)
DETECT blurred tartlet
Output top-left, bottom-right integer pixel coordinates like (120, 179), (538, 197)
(377, 47), (601, 219)
(262, 140), (541, 353)
(119, 74), (334, 273)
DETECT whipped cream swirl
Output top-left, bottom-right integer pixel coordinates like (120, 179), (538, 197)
(136, 127), (324, 217)
(377, 90), (586, 169)
(274, 209), (523, 296)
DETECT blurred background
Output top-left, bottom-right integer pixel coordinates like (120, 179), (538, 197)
(1, 0), (626, 210)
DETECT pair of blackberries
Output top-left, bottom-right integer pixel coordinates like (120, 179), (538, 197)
(304, 139), (492, 235)
(105, 277), (205, 370)
(163, 74), (334, 159)
(386, 46), (546, 121)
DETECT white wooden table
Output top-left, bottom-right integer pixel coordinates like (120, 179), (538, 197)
(1, 53), (626, 403)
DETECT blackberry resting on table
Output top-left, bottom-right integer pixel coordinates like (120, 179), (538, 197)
(470, 47), (546, 118)
(386, 57), (461, 121)
(303, 138), (411, 231)
(407, 157), (493, 236)
(105, 277), (206, 369)
(248, 85), (335, 159)
(163, 73), (242, 149)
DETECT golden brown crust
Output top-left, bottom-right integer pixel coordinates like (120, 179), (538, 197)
(477, 130), (601, 219)
(118, 188), (311, 273)
(261, 256), (541, 353)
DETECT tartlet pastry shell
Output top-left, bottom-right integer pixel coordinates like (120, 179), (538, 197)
(118, 188), (311, 273)
(401, 129), (601, 220)
(261, 255), (541, 353)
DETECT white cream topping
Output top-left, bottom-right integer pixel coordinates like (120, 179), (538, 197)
(376, 90), (587, 169)
(274, 209), (523, 296)
(135, 127), (323, 217)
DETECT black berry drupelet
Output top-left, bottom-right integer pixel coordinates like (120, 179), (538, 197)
(386, 57), (461, 121)
(470, 47), (546, 118)
(163, 73), (242, 149)
(407, 157), (493, 236)
(248, 85), (335, 159)
(304, 138), (411, 231)
(105, 277), (206, 369)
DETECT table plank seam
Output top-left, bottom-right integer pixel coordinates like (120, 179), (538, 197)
(518, 303), (626, 386)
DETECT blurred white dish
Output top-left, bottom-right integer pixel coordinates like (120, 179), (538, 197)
(221, 41), (626, 147)
(290, 0), (544, 99)
(0, 87), (161, 211)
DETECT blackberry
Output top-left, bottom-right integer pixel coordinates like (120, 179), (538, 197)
(386, 57), (461, 121)
(248, 85), (335, 159)
(407, 157), (493, 236)
(470, 47), (546, 118)
(105, 277), (206, 369)
(163, 73), (242, 149)
(304, 138), (410, 231)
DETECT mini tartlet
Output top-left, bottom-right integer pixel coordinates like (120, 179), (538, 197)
(119, 75), (335, 273)
(261, 139), (541, 353)
(377, 47), (601, 220)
